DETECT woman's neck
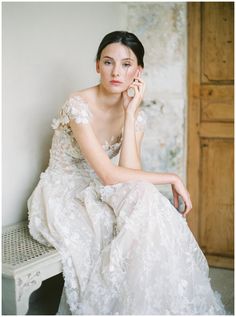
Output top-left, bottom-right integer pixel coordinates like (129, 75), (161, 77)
(96, 84), (123, 111)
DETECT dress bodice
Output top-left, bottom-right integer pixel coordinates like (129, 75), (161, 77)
(47, 95), (146, 182)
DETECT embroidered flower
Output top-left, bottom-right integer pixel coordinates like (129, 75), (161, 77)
(51, 118), (60, 129)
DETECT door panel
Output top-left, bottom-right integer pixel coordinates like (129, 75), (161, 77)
(201, 85), (234, 122)
(202, 3), (234, 82)
(187, 3), (234, 269)
(200, 138), (234, 256)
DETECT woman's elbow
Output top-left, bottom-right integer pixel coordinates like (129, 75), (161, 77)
(100, 167), (118, 186)
(101, 174), (117, 186)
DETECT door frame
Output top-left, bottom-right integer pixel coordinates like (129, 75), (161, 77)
(187, 3), (201, 240)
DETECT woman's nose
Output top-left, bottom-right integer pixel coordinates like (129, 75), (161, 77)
(112, 65), (120, 77)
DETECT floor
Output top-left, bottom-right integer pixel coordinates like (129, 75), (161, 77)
(209, 267), (234, 315)
(26, 268), (234, 315)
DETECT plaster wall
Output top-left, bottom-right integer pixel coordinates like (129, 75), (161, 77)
(3, 2), (127, 225)
(127, 3), (187, 198)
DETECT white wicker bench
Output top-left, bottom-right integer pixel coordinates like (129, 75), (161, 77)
(2, 221), (62, 315)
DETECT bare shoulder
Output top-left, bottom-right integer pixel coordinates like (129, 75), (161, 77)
(69, 86), (98, 103)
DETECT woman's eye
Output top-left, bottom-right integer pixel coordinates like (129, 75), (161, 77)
(123, 63), (131, 67)
(104, 61), (112, 65)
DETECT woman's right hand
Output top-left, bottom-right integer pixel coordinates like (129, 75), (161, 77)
(171, 176), (192, 217)
(122, 71), (145, 116)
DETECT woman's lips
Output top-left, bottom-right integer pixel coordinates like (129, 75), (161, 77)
(110, 80), (123, 85)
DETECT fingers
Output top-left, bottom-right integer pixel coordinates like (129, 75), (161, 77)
(130, 78), (145, 96)
(133, 77), (145, 91)
(124, 74), (145, 112)
(134, 76), (144, 83)
(128, 83), (142, 98)
(171, 186), (179, 209)
(135, 69), (141, 78)
(128, 84), (139, 96)
(183, 195), (193, 217)
(172, 179), (192, 218)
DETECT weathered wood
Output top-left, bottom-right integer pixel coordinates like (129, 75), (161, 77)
(201, 2), (234, 82)
(200, 139), (234, 256)
(200, 122), (234, 138)
(187, 2), (201, 240)
(206, 255), (234, 269)
(187, 3), (234, 269)
(201, 85), (234, 122)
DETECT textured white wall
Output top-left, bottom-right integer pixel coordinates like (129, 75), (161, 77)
(3, 2), (187, 226)
(127, 3), (187, 198)
(3, 2), (127, 226)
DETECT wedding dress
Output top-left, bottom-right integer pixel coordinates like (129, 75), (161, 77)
(28, 95), (226, 315)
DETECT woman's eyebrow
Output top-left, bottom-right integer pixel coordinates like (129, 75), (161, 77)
(102, 56), (134, 61)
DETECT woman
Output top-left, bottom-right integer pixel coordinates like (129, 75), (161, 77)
(28, 31), (225, 315)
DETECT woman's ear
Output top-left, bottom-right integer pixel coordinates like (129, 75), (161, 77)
(135, 66), (143, 78)
(138, 66), (143, 76)
(96, 61), (100, 74)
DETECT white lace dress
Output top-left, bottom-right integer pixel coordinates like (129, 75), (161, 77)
(28, 95), (226, 315)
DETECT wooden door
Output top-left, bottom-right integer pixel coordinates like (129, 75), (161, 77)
(187, 3), (234, 269)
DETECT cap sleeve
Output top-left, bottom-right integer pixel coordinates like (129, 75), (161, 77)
(51, 95), (92, 129)
(135, 110), (147, 132)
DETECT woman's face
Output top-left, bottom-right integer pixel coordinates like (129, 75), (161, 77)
(96, 43), (142, 94)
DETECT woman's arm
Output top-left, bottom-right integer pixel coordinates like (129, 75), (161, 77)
(118, 112), (143, 169)
(70, 119), (192, 216)
(118, 74), (145, 169)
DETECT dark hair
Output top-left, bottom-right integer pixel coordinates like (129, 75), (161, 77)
(96, 31), (145, 67)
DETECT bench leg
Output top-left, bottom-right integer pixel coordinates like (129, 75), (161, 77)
(3, 271), (43, 315)
(2, 271), (42, 315)
(2, 276), (17, 315)
(15, 271), (43, 315)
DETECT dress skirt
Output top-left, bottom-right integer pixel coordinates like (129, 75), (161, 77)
(28, 177), (226, 315)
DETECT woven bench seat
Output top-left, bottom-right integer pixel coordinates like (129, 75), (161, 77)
(2, 221), (62, 315)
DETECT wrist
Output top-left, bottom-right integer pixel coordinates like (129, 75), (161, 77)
(124, 111), (136, 121)
(170, 173), (180, 185)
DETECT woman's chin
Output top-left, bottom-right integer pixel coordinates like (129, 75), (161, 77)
(104, 85), (127, 95)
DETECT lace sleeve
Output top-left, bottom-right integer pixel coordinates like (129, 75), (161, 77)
(135, 110), (147, 132)
(51, 95), (92, 129)
(63, 95), (92, 124)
